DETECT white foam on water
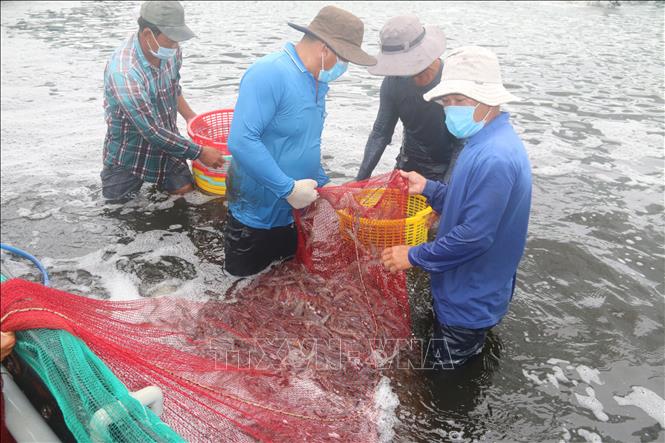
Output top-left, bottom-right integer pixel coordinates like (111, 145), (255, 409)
(116, 194), (176, 215)
(113, 188), (222, 214)
(449, 430), (464, 442)
(552, 366), (570, 384)
(547, 358), (571, 366)
(523, 369), (544, 385)
(142, 278), (187, 298)
(17, 206), (60, 220)
(633, 315), (661, 337)
(575, 386), (609, 422)
(577, 428), (602, 443)
(547, 373), (561, 390)
(181, 190), (224, 206)
(561, 427), (571, 441)
(374, 376), (400, 443)
(102, 271), (140, 301)
(576, 365), (604, 386)
(613, 386), (665, 428)
(578, 294), (607, 308)
(49, 230), (225, 301)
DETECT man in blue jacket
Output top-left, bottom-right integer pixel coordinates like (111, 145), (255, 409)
(381, 46), (532, 368)
(225, 6), (376, 277)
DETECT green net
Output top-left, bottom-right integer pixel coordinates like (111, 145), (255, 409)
(14, 329), (184, 443)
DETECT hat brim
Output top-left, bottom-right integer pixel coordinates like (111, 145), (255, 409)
(423, 79), (521, 106)
(158, 24), (196, 42)
(367, 25), (446, 77)
(288, 22), (377, 66)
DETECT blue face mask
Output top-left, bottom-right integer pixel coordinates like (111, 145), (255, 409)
(148, 30), (177, 60)
(318, 52), (348, 83)
(444, 105), (488, 139)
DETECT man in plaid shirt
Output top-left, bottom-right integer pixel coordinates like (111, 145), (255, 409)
(101, 1), (225, 203)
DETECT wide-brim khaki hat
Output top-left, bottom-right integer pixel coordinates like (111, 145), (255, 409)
(288, 6), (376, 66)
(140, 0), (195, 42)
(424, 46), (520, 106)
(368, 16), (446, 77)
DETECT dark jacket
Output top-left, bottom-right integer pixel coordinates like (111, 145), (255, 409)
(356, 63), (458, 181)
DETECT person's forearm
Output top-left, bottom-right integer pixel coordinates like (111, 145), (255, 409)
(356, 94), (398, 180)
(422, 180), (448, 213)
(178, 94), (197, 123)
(356, 134), (390, 181)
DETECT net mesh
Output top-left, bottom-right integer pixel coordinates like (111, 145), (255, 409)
(14, 329), (184, 442)
(1, 171), (422, 442)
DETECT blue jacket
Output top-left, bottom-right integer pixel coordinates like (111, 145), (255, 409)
(408, 112), (532, 329)
(227, 42), (330, 229)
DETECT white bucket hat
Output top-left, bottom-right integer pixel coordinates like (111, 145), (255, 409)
(423, 46), (520, 106)
(368, 15), (446, 76)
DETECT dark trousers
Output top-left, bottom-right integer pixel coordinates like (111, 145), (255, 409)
(223, 211), (298, 277)
(100, 161), (194, 204)
(425, 317), (493, 369)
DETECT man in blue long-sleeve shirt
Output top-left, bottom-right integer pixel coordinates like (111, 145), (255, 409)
(381, 46), (532, 368)
(224, 6), (376, 277)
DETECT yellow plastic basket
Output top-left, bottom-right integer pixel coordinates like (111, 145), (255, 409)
(337, 189), (432, 248)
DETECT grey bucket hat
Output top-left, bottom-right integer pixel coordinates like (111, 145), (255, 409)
(368, 15), (446, 76)
(140, 1), (195, 42)
(288, 6), (376, 66)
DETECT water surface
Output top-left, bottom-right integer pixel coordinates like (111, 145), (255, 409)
(1, 1), (664, 442)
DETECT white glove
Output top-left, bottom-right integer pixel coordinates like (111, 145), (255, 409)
(286, 179), (319, 209)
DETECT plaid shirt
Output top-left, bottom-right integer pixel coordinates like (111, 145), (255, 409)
(103, 34), (201, 184)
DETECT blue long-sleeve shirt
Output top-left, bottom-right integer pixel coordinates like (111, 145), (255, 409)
(227, 42), (330, 229)
(408, 112), (532, 329)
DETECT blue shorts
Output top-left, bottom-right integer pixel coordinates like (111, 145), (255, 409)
(101, 161), (194, 203)
(425, 317), (493, 369)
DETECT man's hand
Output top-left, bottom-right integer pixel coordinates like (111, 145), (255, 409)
(399, 170), (427, 195)
(1, 331), (16, 361)
(198, 146), (226, 169)
(381, 245), (413, 273)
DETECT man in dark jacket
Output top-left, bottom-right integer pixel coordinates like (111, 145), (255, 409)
(356, 15), (458, 182)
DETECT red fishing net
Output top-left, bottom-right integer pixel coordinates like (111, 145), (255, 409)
(1, 171), (418, 442)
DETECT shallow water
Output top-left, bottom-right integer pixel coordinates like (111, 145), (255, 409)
(1, 1), (664, 442)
